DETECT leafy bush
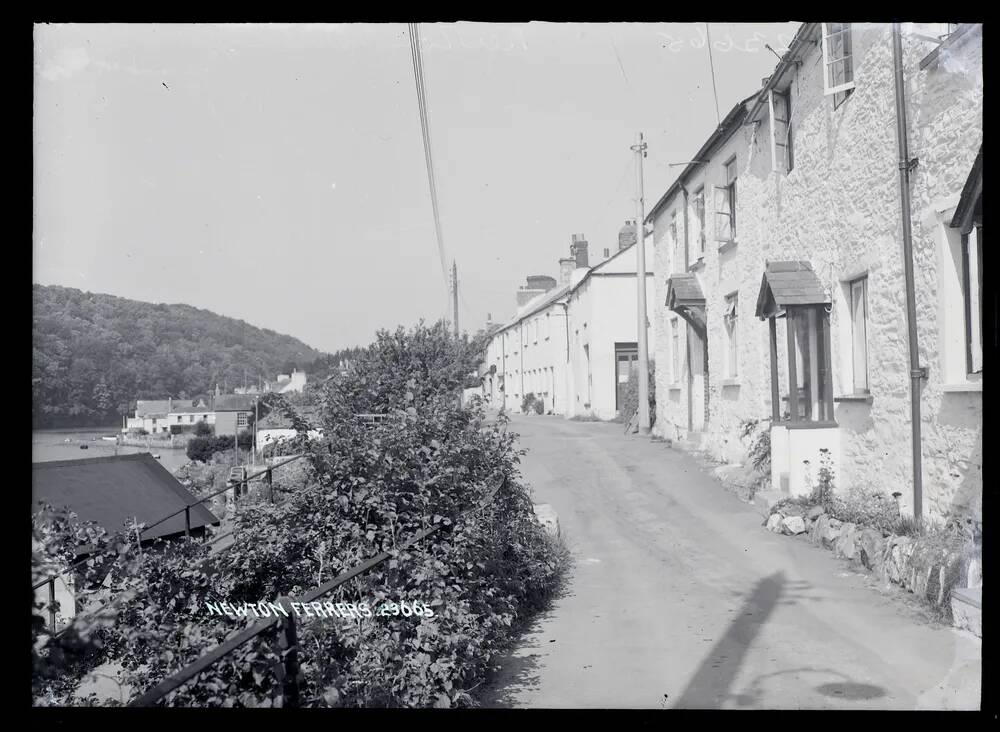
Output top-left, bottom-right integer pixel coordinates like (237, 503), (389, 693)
(194, 420), (213, 437)
(33, 320), (569, 708)
(738, 418), (771, 476)
(521, 393), (542, 414)
(619, 360), (655, 426)
(187, 435), (234, 462)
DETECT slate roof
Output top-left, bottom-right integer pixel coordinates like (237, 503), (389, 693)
(755, 261), (829, 318)
(135, 400), (171, 416)
(32, 453), (219, 542)
(665, 273), (706, 308)
(213, 394), (256, 412)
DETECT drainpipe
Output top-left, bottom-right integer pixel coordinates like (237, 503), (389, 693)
(680, 182), (694, 433)
(891, 23), (926, 525)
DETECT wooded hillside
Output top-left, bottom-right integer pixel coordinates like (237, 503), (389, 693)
(32, 284), (329, 428)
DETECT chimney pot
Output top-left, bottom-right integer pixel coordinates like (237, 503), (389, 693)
(618, 219), (638, 251)
(570, 234), (589, 268)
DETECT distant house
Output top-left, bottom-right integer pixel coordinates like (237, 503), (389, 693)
(124, 395), (214, 434)
(213, 393), (257, 436)
(255, 409), (323, 450)
(264, 368), (307, 395)
(32, 453), (219, 629)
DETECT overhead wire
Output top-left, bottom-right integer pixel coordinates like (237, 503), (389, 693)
(705, 23), (722, 126)
(408, 23), (451, 320)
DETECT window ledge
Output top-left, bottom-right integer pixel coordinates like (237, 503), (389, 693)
(834, 394), (873, 404)
(718, 240), (737, 254)
(784, 420), (839, 430)
(721, 378), (740, 387)
(667, 384), (682, 391)
(941, 382), (982, 393)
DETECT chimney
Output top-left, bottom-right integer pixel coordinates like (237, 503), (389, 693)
(526, 275), (557, 292)
(168, 396), (172, 413)
(619, 220), (637, 251)
(559, 257), (575, 286)
(571, 233), (589, 268)
(603, 248), (610, 258)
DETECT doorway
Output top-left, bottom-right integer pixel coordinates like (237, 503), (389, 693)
(615, 342), (639, 413)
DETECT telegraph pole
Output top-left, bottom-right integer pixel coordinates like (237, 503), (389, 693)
(632, 132), (651, 434)
(452, 260), (460, 336)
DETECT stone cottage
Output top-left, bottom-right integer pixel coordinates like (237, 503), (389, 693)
(649, 23), (982, 524)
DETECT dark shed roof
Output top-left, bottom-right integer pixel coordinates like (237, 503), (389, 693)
(32, 453), (219, 541)
(665, 273), (706, 308)
(755, 261), (829, 319)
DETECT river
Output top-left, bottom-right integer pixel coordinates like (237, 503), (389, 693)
(32, 427), (191, 474)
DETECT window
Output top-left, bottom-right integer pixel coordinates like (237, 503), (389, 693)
(768, 89), (793, 173)
(715, 158), (737, 243)
(671, 318), (681, 383)
(189, 415), (195, 423)
(822, 23), (855, 107)
(237, 412), (249, 429)
(963, 224), (983, 375)
(692, 187), (706, 257)
(724, 293), (739, 378)
(848, 276), (869, 393)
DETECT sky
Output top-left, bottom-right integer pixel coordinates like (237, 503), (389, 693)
(33, 22), (801, 354)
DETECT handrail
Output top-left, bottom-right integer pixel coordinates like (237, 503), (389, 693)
(129, 474), (507, 707)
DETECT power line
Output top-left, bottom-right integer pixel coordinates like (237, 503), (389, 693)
(705, 23), (722, 126)
(408, 23), (450, 306)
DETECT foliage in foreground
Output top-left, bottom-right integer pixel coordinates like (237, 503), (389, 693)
(32, 320), (569, 708)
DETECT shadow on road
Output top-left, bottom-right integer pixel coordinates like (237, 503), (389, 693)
(673, 571), (888, 708)
(672, 571), (786, 708)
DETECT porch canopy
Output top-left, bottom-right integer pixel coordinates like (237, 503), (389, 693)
(665, 273), (707, 338)
(755, 261), (834, 425)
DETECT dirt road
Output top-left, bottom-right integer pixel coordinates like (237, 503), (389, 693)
(481, 414), (981, 709)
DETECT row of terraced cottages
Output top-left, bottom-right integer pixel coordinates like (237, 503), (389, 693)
(647, 23), (982, 525)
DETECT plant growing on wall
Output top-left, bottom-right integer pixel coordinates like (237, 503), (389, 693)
(808, 448), (835, 508)
(738, 418), (771, 476)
